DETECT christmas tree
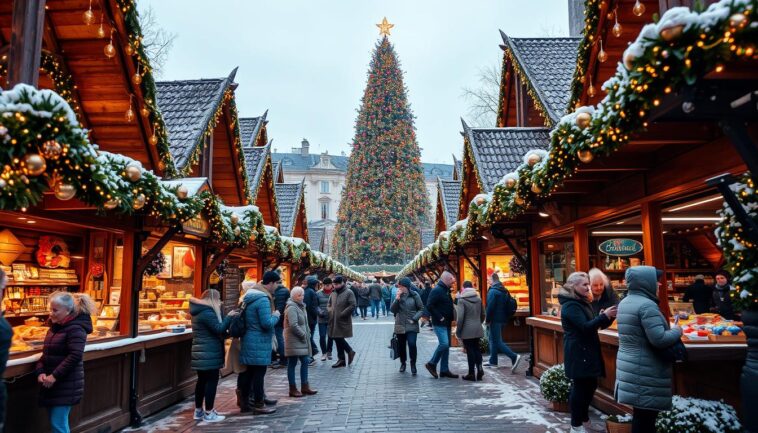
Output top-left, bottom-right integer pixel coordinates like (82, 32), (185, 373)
(334, 24), (430, 265)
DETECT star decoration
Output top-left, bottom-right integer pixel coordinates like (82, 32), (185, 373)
(376, 17), (394, 36)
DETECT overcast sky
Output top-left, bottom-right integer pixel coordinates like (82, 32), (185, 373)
(142, 0), (569, 164)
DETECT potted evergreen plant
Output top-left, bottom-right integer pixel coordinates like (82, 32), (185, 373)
(655, 396), (740, 433)
(539, 364), (570, 412)
(604, 414), (632, 433)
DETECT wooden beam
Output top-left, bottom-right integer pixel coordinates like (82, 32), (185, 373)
(8, 0), (46, 86)
(204, 246), (234, 287)
(137, 225), (180, 275)
(641, 201), (671, 320)
(573, 224), (590, 271)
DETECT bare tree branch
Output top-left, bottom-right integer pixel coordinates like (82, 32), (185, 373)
(136, 4), (176, 78)
(461, 61), (501, 127)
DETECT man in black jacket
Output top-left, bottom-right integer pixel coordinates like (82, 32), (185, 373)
(272, 282), (290, 367)
(424, 271), (459, 379)
(682, 274), (713, 314)
(304, 276), (320, 362)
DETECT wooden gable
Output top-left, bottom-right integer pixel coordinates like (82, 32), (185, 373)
(1, 0), (172, 175)
(434, 186), (448, 237)
(459, 138), (483, 221)
(253, 153), (279, 230)
(291, 186), (308, 242)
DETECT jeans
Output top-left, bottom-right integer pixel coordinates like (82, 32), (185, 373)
(318, 322), (333, 354)
(48, 405), (72, 433)
(370, 299), (382, 318)
(569, 377), (598, 427)
(488, 322), (517, 365)
(195, 369), (220, 410)
(632, 407), (659, 433)
(383, 299), (391, 315)
(287, 355), (309, 386)
(429, 325), (451, 373)
(274, 324), (286, 364)
(308, 321), (319, 355)
(462, 338), (483, 375)
(238, 365), (267, 405)
(334, 338), (353, 361)
(396, 331), (418, 365)
(359, 306), (368, 318)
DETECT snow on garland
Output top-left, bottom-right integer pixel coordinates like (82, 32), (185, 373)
(715, 173), (758, 311)
(655, 396), (741, 433)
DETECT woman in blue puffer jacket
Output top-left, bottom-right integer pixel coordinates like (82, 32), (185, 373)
(189, 289), (236, 423)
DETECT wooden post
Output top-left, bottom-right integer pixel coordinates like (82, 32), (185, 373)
(641, 201), (671, 319)
(573, 224), (590, 271)
(8, 0), (46, 86)
(529, 238), (542, 316)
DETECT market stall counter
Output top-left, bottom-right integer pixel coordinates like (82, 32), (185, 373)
(4, 329), (194, 433)
(527, 316), (746, 416)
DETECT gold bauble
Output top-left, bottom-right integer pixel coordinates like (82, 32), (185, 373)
(230, 213), (240, 225)
(125, 165), (142, 182)
(623, 51), (637, 70)
(54, 182), (76, 201)
(23, 153), (46, 176)
(514, 195), (525, 206)
(660, 25), (684, 42)
(42, 140), (63, 160)
(505, 177), (517, 189)
(587, 84), (597, 98)
(598, 48), (608, 63)
(577, 149), (594, 163)
(125, 44), (135, 56)
(132, 73), (142, 85)
(612, 21), (623, 38)
(0, 179), (6, 189)
(632, 0), (645, 17)
(82, 9), (95, 25)
(104, 198), (120, 210)
(575, 112), (592, 129)
(176, 185), (188, 200)
(97, 25), (106, 38)
(233, 226), (241, 236)
(104, 42), (116, 59)
(132, 194), (146, 210)
(149, 134), (159, 146)
(531, 183), (543, 194)
(729, 13), (747, 28)
(527, 153), (542, 167)
(474, 196), (486, 206)
(125, 107), (135, 123)
(140, 107), (150, 117)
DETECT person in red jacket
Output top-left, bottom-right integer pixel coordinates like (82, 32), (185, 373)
(36, 291), (94, 433)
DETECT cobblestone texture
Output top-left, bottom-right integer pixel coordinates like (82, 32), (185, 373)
(125, 316), (601, 432)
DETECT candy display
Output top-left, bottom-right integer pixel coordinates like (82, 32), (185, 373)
(677, 313), (745, 343)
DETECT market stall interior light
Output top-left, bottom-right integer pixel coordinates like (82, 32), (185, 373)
(661, 217), (722, 222)
(538, 211), (550, 218)
(667, 196), (722, 212)
(591, 230), (643, 235)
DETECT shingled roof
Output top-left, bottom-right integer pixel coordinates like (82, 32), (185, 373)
(307, 225), (326, 252)
(421, 228), (436, 248)
(501, 34), (580, 125)
(438, 178), (462, 229)
(272, 152), (453, 181)
(463, 123), (551, 193)
(275, 182), (305, 237)
(156, 69), (238, 171)
(239, 111), (267, 147)
(242, 143), (270, 198)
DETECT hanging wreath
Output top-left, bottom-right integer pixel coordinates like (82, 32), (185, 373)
(509, 255), (527, 275)
(215, 258), (229, 280)
(143, 251), (166, 277)
(36, 236), (71, 269)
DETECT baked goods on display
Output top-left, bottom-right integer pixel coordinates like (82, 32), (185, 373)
(676, 313), (746, 343)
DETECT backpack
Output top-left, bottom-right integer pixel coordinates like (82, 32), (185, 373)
(229, 301), (249, 338)
(505, 292), (518, 318)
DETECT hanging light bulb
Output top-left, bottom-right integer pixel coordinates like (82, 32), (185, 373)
(104, 29), (116, 58)
(632, 0), (646, 17)
(125, 94), (135, 123)
(132, 63), (142, 85)
(587, 80), (597, 98)
(82, 0), (95, 25)
(612, 11), (623, 38)
(97, 11), (105, 38)
(149, 124), (159, 146)
(598, 40), (608, 63)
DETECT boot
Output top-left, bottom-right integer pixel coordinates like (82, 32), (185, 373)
(462, 373), (476, 381)
(253, 401), (276, 414)
(411, 364), (417, 376)
(239, 392), (253, 413)
(399, 363), (406, 373)
(289, 384), (303, 398)
(476, 364), (484, 381)
(301, 383), (318, 395)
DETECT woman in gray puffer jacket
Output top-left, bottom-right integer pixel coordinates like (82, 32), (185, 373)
(615, 266), (682, 433)
(284, 287), (317, 398)
(390, 278), (424, 375)
(455, 281), (485, 382)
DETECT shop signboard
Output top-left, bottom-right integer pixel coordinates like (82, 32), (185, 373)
(182, 216), (210, 238)
(598, 238), (643, 257)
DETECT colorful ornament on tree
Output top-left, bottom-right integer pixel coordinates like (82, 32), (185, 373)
(42, 140), (63, 160)
(23, 153), (46, 176)
(125, 165), (141, 182)
(54, 182), (76, 201)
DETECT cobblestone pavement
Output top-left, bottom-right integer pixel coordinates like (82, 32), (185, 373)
(124, 316), (602, 432)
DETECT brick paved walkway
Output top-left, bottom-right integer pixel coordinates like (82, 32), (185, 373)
(124, 316), (602, 432)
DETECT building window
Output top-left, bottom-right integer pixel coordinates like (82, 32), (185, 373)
(320, 181), (330, 194)
(321, 202), (330, 220)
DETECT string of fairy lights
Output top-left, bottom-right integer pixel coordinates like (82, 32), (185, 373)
(401, 0), (757, 279)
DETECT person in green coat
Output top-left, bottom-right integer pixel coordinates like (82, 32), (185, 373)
(189, 289), (237, 423)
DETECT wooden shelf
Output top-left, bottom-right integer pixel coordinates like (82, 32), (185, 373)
(159, 297), (189, 301)
(5, 312), (49, 318)
(7, 280), (79, 287)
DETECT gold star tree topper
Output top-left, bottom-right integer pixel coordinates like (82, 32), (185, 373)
(376, 17), (394, 36)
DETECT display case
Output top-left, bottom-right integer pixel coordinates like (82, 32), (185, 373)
(538, 239), (575, 315)
(484, 254), (529, 311)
